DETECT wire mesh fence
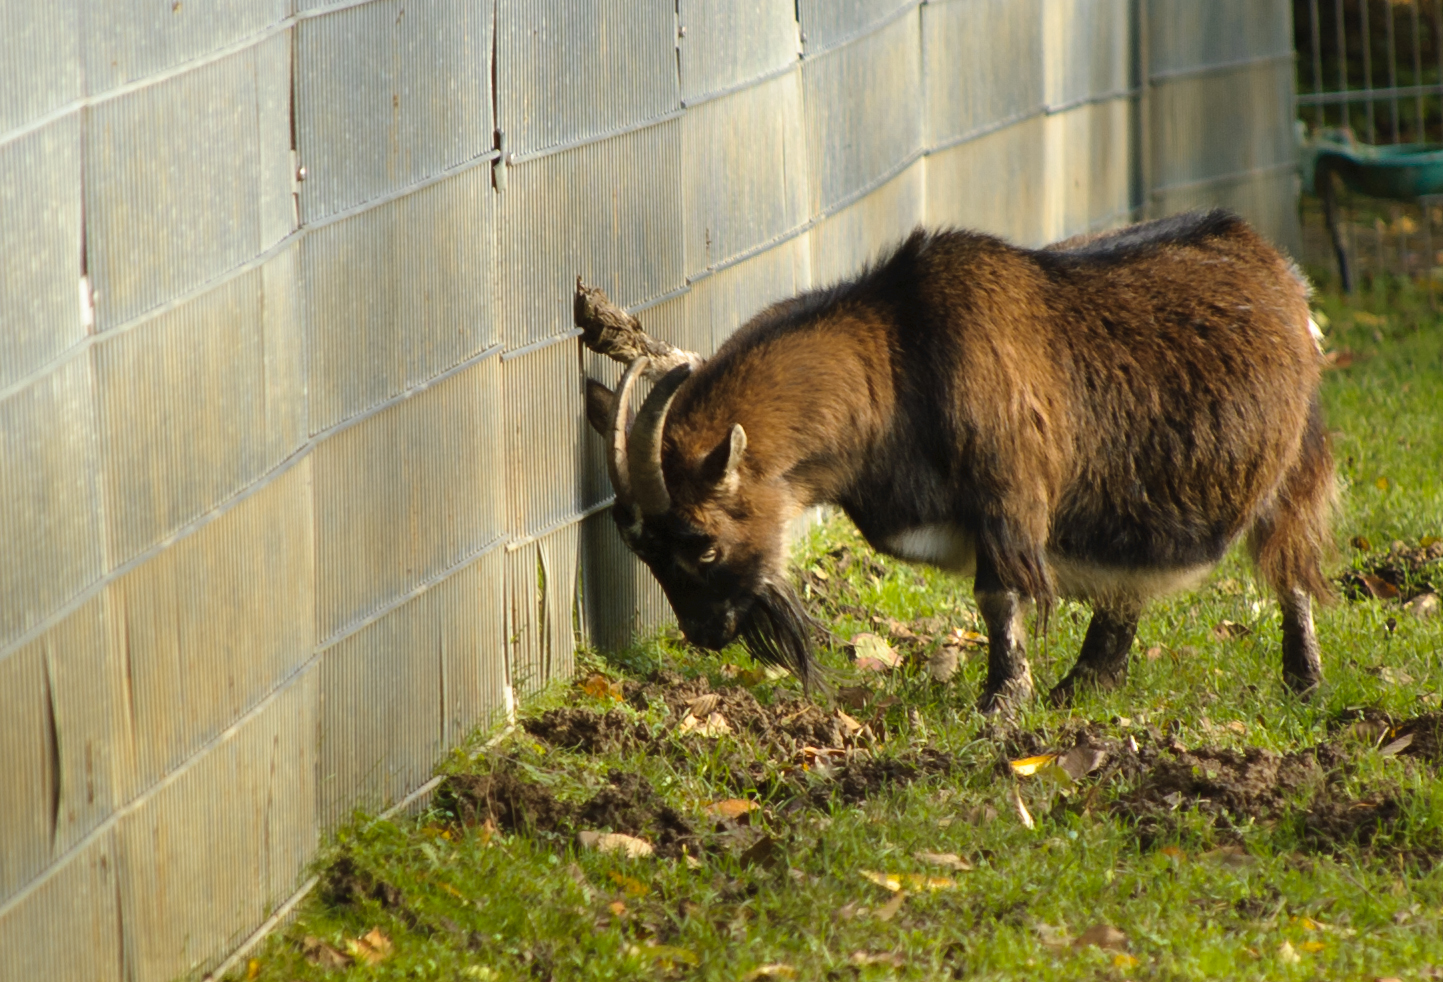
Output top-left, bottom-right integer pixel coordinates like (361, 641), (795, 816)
(0, 2), (1298, 978)
(1294, 0), (1443, 287)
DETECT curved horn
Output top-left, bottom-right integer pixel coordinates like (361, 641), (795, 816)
(628, 364), (692, 516)
(606, 356), (650, 508)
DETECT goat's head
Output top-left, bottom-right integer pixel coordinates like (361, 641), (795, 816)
(586, 357), (815, 688)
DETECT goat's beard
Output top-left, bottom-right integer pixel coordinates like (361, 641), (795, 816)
(739, 579), (821, 695)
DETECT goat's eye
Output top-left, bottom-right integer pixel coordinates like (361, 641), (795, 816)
(698, 547), (719, 564)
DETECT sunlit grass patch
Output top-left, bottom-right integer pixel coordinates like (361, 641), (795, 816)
(239, 279), (1443, 982)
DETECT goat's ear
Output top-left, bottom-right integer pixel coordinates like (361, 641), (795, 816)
(585, 379), (614, 436)
(700, 423), (747, 491)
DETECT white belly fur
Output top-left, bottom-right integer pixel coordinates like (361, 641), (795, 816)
(881, 523), (1216, 601)
(881, 524), (978, 574)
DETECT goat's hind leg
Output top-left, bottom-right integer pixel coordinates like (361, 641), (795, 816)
(975, 589), (1034, 714)
(1048, 600), (1141, 707)
(1279, 587), (1323, 695)
(1251, 395), (1335, 697)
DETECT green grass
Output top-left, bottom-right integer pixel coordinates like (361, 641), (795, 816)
(237, 278), (1443, 982)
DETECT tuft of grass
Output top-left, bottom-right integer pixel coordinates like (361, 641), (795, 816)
(237, 279), (1443, 982)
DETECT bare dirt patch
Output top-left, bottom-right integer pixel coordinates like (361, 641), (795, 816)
(522, 708), (651, 754)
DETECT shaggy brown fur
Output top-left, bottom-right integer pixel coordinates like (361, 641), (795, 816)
(586, 210), (1335, 708)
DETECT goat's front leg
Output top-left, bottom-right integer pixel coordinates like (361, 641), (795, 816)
(1048, 600), (1141, 707)
(975, 588), (1034, 714)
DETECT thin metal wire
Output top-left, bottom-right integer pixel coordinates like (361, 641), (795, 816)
(1362, 0), (1376, 141)
(1387, 0), (1401, 141)
(1335, 0), (1350, 130)
(1310, 0), (1326, 127)
(1413, 0), (1426, 141)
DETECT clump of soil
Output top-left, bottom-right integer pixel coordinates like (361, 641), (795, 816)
(320, 854), (405, 909)
(575, 771), (700, 858)
(436, 766), (701, 859)
(522, 708), (650, 754)
(1302, 794), (1401, 850)
(1339, 536), (1442, 603)
(437, 768), (571, 834)
(1120, 746), (1325, 825)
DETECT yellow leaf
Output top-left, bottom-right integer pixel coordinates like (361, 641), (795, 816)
(246, 958), (261, 980)
(1114, 953), (1141, 969)
(346, 928), (392, 965)
(1160, 845), (1186, 860)
(1013, 788), (1035, 829)
(744, 965), (796, 979)
(1300, 940), (1326, 953)
(639, 944), (700, 966)
(1009, 754), (1057, 776)
(579, 674), (622, 702)
(608, 870), (650, 896)
(438, 881), (468, 902)
(608, 900), (628, 917)
(1421, 535), (1440, 548)
(1376, 476), (1390, 491)
(860, 870), (903, 892)
(703, 798), (758, 820)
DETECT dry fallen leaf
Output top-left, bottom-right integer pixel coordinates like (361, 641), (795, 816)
(913, 850), (973, 871)
(607, 871), (650, 896)
(1200, 845), (1256, 868)
(607, 900), (628, 917)
(1278, 940), (1301, 964)
(1009, 753), (1058, 776)
(1114, 952), (1141, 969)
(577, 831), (654, 859)
(1405, 593), (1441, 619)
(836, 710), (864, 736)
(1145, 645), (1163, 661)
(1300, 940), (1326, 953)
(1212, 620), (1252, 640)
(743, 964), (796, 979)
(928, 645), (961, 682)
(346, 928), (392, 965)
(948, 627), (989, 647)
(579, 674), (623, 702)
(1380, 733), (1414, 757)
(873, 891), (907, 922)
(1012, 788), (1035, 829)
(1160, 845), (1186, 860)
(1073, 924), (1128, 951)
(851, 632), (902, 672)
(836, 685), (871, 709)
(739, 835), (778, 868)
(301, 936), (349, 969)
(850, 951), (905, 967)
(636, 943), (700, 967)
(1361, 574), (1402, 601)
(676, 711), (732, 737)
(704, 798), (758, 821)
(1058, 746), (1108, 781)
(1376, 476), (1390, 491)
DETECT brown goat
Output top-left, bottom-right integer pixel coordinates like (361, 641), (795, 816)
(581, 210), (1335, 711)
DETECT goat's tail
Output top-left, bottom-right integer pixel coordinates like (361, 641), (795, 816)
(1248, 394), (1338, 603)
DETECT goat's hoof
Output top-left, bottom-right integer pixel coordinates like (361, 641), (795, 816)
(1047, 667), (1125, 708)
(977, 677), (1034, 715)
(1284, 672), (1323, 700)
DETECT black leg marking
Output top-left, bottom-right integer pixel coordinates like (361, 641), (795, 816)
(1048, 603), (1140, 707)
(1281, 587), (1323, 696)
(975, 589), (1034, 714)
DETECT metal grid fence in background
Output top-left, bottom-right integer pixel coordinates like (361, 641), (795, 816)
(1293, 0), (1443, 285)
(0, 2), (1297, 979)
